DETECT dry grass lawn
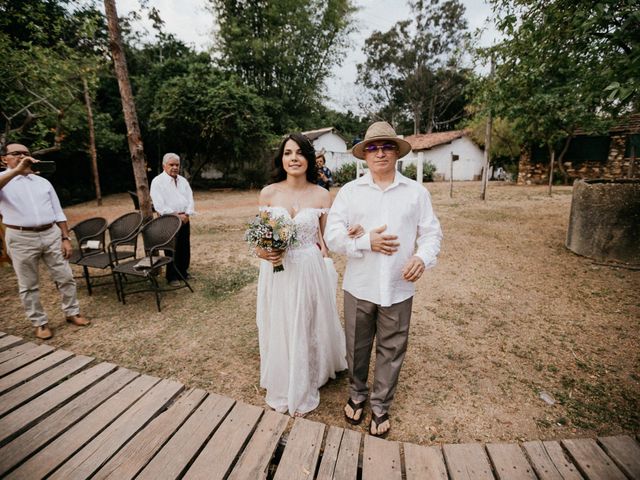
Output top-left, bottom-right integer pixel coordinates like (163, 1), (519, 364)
(1, 181), (638, 445)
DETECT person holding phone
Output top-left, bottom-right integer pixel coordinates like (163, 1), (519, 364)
(0, 143), (90, 340)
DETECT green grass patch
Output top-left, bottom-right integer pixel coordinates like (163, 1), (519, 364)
(202, 262), (259, 299)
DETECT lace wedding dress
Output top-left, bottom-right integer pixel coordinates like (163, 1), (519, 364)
(256, 206), (347, 416)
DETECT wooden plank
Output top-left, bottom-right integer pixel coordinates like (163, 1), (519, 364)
(442, 443), (494, 480)
(486, 443), (537, 480)
(316, 426), (344, 480)
(229, 409), (290, 480)
(0, 362), (116, 445)
(0, 368), (137, 476)
(598, 435), (640, 479)
(0, 335), (23, 352)
(0, 349), (73, 395)
(522, 440), (583, 480)
(137, 392), (235, 480)
(362, 435), (402, 480)
(562, 438), (627, 480)
(5, 374), (159, 480)
(334, 428), (361, 480)
(92, 388), (207, 480)
(0, 344), (55, 377)
(183, 401), (263, 480)
(404, 443), (447, 480)
(0, 355), (93, 417)
(0, 343), (37, 364)
(48, 378), (184, 480)
(274, 418), (325, 480)
(0, 332), (6, 338)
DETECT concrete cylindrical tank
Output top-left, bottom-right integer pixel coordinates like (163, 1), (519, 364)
(566, 179), (640, 265)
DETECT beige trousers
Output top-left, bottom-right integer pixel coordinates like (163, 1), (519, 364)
(5, 225), (79, 327)
(344, 291), (413, 417)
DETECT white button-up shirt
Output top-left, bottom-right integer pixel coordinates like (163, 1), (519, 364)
(150, 171), (195, 216)
(324, 171), (442, 307)
(0, 170), (66, 226)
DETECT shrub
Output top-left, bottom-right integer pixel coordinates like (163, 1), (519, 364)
(402, 161), (436, 182)
(333, 162), (358, 185)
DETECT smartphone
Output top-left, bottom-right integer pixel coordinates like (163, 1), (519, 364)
(34, 160), (56, 175)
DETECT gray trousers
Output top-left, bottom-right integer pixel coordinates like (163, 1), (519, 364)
(5, 225), (79, 327)
(344, 291), (412, 417)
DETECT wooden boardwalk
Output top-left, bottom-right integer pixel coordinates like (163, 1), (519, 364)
(0, 331), (638, 480)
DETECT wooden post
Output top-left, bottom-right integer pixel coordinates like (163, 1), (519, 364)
(449, 152), (454, 198)
(104, 0), (153, 219)
(82, 77), (102, 206)
(629, 143), (636, 178)
(548, 148), (555, 197)
(416, 155), (423, 185)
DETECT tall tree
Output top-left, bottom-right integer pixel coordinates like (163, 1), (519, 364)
(481, 0), (638, 187)
(104, 0), (152, 218)
(211, 0), (356, 131)
(357, 0), (470, 134)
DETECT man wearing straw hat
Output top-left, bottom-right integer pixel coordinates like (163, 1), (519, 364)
(325, 121), (442, 437)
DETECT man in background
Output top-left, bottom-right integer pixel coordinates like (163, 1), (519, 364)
(150, 153), (195, 286)
(0, 143), (90, 339)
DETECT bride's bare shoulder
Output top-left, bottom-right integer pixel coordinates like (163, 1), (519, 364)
(259, 183), (283, 204)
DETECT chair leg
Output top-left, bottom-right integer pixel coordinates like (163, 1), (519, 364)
(149, 274), (162, 311)
(175, 270), (194, 293)
(83, 265), (92, 296)
(111, 270), (121, 302)
(117, 272), (126, 305)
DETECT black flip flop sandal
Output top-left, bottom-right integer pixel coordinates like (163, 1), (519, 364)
(370, 412), (390, 438)
(344, 398), (366, 425)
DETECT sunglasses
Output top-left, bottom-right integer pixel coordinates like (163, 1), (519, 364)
(364, 143), (398, 153)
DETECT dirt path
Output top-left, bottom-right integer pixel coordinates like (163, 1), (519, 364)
(1, 182), (637, 444)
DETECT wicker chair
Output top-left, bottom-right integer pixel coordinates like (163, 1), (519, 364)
(75, 211), (143, 296)
(113, 214), (193, 311)
(68, 217), (108, 266)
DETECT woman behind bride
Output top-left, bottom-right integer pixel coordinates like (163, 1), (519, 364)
(254, 133), (347, 417)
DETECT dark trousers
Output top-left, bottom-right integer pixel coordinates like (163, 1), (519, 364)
(166, 221), (190, 281)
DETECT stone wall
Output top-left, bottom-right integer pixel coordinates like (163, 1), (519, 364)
(517, 135), (639, 184)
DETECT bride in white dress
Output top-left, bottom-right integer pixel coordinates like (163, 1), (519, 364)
(254, 133), (347, 416)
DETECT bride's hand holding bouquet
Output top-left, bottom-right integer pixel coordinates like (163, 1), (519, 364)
(245, 210), (298, 272)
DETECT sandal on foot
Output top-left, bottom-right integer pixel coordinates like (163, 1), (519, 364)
(344, 398), (366, 425)
(370, 412), (390, 438)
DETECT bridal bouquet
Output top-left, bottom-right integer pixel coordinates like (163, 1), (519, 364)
(245, 210), (298, 272)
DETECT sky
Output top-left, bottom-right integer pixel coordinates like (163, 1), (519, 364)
(112, 0), (498, 113)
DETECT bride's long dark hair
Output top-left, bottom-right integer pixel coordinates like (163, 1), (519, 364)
(271, 133), (318, 184)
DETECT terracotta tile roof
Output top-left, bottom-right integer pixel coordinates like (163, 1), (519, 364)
(404, 130), (470, 151)
(609, 113), (640, 134)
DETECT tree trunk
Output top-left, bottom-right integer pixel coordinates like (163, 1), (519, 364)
(480, 58), (494, 201)
(481, 113), (493, 200)
(548, 145), (555, 197)
(82, 77), (102, 206)
(556, 135), (573, 185)
(104, 0), (152, 219)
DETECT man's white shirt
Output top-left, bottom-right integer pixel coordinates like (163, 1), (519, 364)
(0, 170), (66, 226)
(324, 171), (442, 307)
(149, 171), (195, 215)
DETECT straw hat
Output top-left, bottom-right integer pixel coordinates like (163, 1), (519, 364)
(352, 121), (411, 160)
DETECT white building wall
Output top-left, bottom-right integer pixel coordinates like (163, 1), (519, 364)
(311, 133), (347, 171)
(325, 136), (485, 182)
(402, 137), (485, 181)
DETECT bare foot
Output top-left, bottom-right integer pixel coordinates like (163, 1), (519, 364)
(371, 418), (390, 435)
(344, 403), (363, 422)
(294, 411), (307, 418)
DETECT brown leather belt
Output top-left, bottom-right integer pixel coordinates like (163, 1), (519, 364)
(4, 223), (54, 232)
